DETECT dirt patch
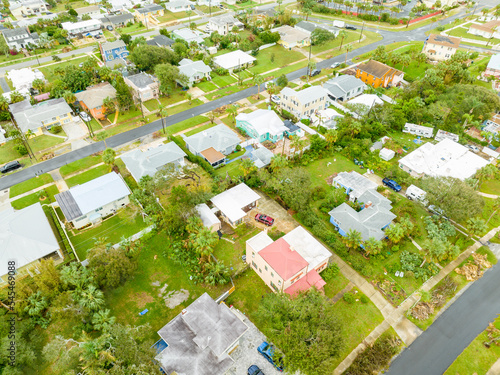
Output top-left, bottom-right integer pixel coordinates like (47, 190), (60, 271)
(134, 292), (155, 309)
(164, 289), (190, 309)
(158, 283), (169, 297)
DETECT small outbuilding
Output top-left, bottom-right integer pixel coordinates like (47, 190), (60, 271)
(379, 148), (395, 161)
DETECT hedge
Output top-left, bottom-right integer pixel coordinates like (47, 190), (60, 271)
(171, 136), (216, 176)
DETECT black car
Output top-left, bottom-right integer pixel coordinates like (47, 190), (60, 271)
(0, 161), (21, 174)
(248, 365), (265, 375)
(345, 25), (357, 30)
(310, 69), (321, 77)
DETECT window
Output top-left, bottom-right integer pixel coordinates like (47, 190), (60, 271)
(259, 268), (262, 273)
(252, 261), (257, 269)
(271, 272), (274, 277)
(265, 265), (268, 271)
(252, 251), (255, 258)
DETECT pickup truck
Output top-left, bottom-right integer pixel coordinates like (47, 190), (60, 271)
(382, 178), (402, 192)
(257, 342), (284, 372)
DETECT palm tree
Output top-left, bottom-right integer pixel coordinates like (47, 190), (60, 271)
(158, 104), (168, 134)
(226, 105), (238, 123)
(253, 74), (264, 98)
(186, 10), (193, 23)
(364, 237), (383, 256)
(277, 0), (283, 10)
(385, 223), (405, 244)
(290, 135), (307, 157)
(0, 96), (8, 112)
(63, 91), (76, 105)
(270, 154), (289, 172)
(343, 229), (362, 250)
(325, 129), (338, 148)
(400, 54), (411, 71)
(24, 291), (48, 317)
(190, 227), (218, 264)
(91, 309), (116, 332)
(344, 44), (352, 65)
(304, 8), (312, 21)
(486, 197), (500, 225)
(76, 285), (105, 312)
(338, 30), (348, 50)
(239, 158), (257, 178)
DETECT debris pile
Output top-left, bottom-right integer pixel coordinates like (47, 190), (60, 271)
(410, 302), (434, 320)
(454, 253), (492, 281)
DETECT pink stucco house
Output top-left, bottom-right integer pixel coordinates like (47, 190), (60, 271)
(246, 226), (331, 296)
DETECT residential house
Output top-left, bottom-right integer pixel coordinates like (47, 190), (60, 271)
(75, 82), (117, 120)
(9, 0), (48, 18)
(55, 172), (131, 229)
(195, 203), (221, 232)
(124, 72), (159, 101)
(484, 113), (500, 135)
(283, 119), (304, 138)
(246, 226), (331, 295)
(328, 171), (396, 241)
(75, 5), (101, 19)
(99, 40), (129, 68)
(213, 49), (256, 72)
(154, 293), (248, 375)
(484, 53), (500, 79)
(403, 123), (434, 138)
(468, 20), (500, 40)
(2, 27), (39, 49)
(294, 20), (339, 37)
(197, 0), (221, 6)
(280, 86), (329, 118)
(311, 108), (343, 129)
(347, 94), (383, 114)
(13, 12), (57, 27)
(0, 203), (62, 285)
(135, 4), (164, 25)
(10, 98), (73, 136)
(171, 27), (205, 45)
(164, 0), (191, 12)
(323, 75), (366, 101)
(6, 67), (45, 92)
(178, 58), (212, 87)
(121, 142), (187, 182)
(356, 60), (404, 88)
(183, 124), (240, 167)
(211, 183), (260, 227)
(271, 25), (310, 49)
(236, 109), (288, 143)
(250, 146), (274, 168)
(146, 34), (174, 48)
(399, 138), (488, 180)
(434, 129), (459, 143)
(62, 19), (103, 39)
(422, 34), (461, 62)
(253, 7), (275, 21)
(208, 14), (244, 35)
(103, 13), (135, 28)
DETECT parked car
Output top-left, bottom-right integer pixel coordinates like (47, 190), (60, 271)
(258, 342), (284, 372)
(428, 205), (448, 219)
(271, 95), (280, 104)
(345, 25), (357, 30)
(190, 4), (195, 9)
(0, 161), (21, 174)
(79, 112), (91, 122)
(106, 25), (113, 31)
(248, 365), (265, 375)
(95, 34), (101, 39)
(467, 144), (479, 153)
(382, 178), (402, 192)
(255, 214), (274, 226)
(331, 62), (341, 69)
(310, 69), (321, 77)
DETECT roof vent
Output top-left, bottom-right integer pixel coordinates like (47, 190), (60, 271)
(289, 246), (295, 252)
(181, 309), (188, 316)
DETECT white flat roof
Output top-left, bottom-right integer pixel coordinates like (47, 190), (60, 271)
(210, 183), (260, 223)
(213, 50), (256, 70)
(195, 203), (221, 228)
(246, 231), (274, 253)
(283, 226), (330, 269)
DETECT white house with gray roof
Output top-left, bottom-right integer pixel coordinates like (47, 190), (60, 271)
(280, 86), (329, 119)
(178, 58), (212, 87)
(0, 203), (62, 285)
(323, 75), (366, 102)
(10, 98), (73, 135)
(235, 109), (287, 143)
(124, 72), (159, 101)
(171, 27), (205, 45)
(183, 124), (240, 167)
(62, 19), (103, 39)
(121, 142), (187, 182)
(155, 293), (248, 375)
(164, 0), (191, 12)
(55, 172), (131, 229)
(2, 26), (39, 49)
(208, 14), (243, 35)
(295, 20), (339, 37)
(103, 13), (135, 28)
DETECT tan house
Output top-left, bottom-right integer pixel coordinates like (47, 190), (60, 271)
(246, 226), (331, 296)
(211, 183), (260, 227)
(355, 60), (404, 88)
(124, 72), (159, 102)
(0, 203), (63, 286)
(135, 4), (164, 25)
(468, 20), (500, 40)
(422, 34), (461, 62)
(280, 85), (329, 118)
(271, 25), (310, 49)
(10, 0), (48, 19)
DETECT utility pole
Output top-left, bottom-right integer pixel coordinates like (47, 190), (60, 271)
(307, 42), (312, 83)
(138, 96), (144, 118)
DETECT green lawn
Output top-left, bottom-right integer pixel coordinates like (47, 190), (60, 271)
(59, 155), (102, 177)
(212, 74), (237, 87)
(0, 141), (27, 165)
(166, 115), (209, 135)
(156, 10), (190, 23)
(393, 60), (432, 82)
(118, 23), (146, 35)
(65, 164), (110, 188)
(304, 152), (365, 189)
(116, 106), (142, 124)
(480, 179), (500, 195)
(311, 30), (360, 54)
(68, 205), (148, 261)
(169, 98), (204, 115)
(323, 271), (350, 299)
(445, 315), (500, 375)
(184, 122), (217, 137)
(215, 159), (244, 179)
(9, 173), (54, 198)
(30, 135), (65, 154)
(214, 226), (259, 275)
(143, 99), (161, 112)
(227, 149), (245, 160)
(196, 80), (218, 92)
(39, 56), (91, 82)
(11, 184), (59, 210)
(50, 0), (87, 12)
(249, 46), (304, 75)
(447, 26), (500, 45)
(481, 197), (500, 231)
(205, 84), (250, 100)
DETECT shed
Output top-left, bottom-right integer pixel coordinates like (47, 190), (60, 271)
(379, 148), (395, 161)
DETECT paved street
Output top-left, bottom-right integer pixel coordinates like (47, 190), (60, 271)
(386, 258), (500, 375)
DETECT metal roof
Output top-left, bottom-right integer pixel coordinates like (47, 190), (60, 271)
(196, 203), (220, 228)
(213, 50), (256, 70)
(280, 86), (328, 105)
(210, 183), (260, 223)
(324, 75), (366, 96)
(178, 59), (212, 80)
(184, 124), (240, 155)
(236, 109), (287, 137)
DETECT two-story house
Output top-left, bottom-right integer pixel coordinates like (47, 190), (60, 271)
(9, 0), (48, 19)
(422, 34), (461, 62)
(10, 98), (73, 136)
(323, 75), (366, 102)
(124, 72), (159, 102)
(280, 86), (329, 118)
(178, 58), (212, 87)
(99, 40), (129, 68)
(355, 60), (404, 88)
(236, 109), (288, 143)
(62, 19), (103, 39)
(208, 14), (244, 35)
(468, 20), (500, 40)
(55, 172), (131, 229)
(2, 27), (39, 49)
(246, 226), (331, 296)
(134, 4), (164, 24)
(403, 123), (434, 138)
(75, 82), (117, 120)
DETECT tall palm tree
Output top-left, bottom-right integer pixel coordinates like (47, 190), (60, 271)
(158, 103), (168, 134)
(239, 158), (256, 178)
(338, 30), (348, 50)
(253, 74), (264, 98)
(91, 309), (116, 332)
(226, 105), (238, 123)
(270, 154), (289, 172)
(343, 229), (362, 250)
(344, 44), (352, 65)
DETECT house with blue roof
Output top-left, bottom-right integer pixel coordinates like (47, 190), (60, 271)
(99, 40), (129, 68)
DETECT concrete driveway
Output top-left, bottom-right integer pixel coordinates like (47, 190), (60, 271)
(250, 190), (299, 233)
(63, 120), (89, 140)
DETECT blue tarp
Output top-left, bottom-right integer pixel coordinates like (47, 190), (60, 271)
(139, 308), (148, 316)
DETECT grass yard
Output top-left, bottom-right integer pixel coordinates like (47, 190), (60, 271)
(393, 60), (432, 82)
(9, 173), (54, 198)
(304, 152), (364, 189)
(311, 30), (360, 55)
(59, 154), (102, 177)
(480, 197), (500, 231)
(214, 226), (259, 275)
(30, 135), (65, 154)
(227, 149), (245, 160)
(118, 23), (146, 35)
(205, 84), (248, 100)
(212, 74), (237, 87)
(184, 122), (217, 137)
(480, 178), (500, 195)
(166, 115), (209, 135)
(50, 0), (87, 12)
(447, 26), (500, 45)
(105, 231), (227, 341)
(0, 141), (27, 165)
(68, 205), (148, 261)
(196, 80), (218, 92)
(323, 271), (350, 299)
(215, 158), (244, 179)
(11, 184), (59, 210)
(249, 46), (304, 75)
(169, 98), (204, 115)
(445, 314), (500, 375)
(65, 164), (110, 188)
(39, 56), (90, 81)
(156, 10), (190, 23)
(116, 106), (142, 123)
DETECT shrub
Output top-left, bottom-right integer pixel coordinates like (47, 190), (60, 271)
(235, 144), (242, 152)
(360, 295), (369, 304)
(322, 263), (340, 281)
(49, 125), (62, 134)
(14, 144), (28, 156)
(171, 136), (215, 176)
(301, 118), (311, 126)
(343, 292), (355, 304)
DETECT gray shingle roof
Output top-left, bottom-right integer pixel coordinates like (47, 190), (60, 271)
(281, 86), (328, 105)
(136, 3), (164, 13)
(178, 58), (212, 81)
(10, 98), (72, 133)
(2, 27), (30, 39)
(75, 82), (117, 109)
(184, 124), (240, 154)
(146, 34), (174, 47)
(106, 13), (134, 25)
(324, 75), (365, 97)
(126, 72), (156, 88)
(295, 20), (316, 33)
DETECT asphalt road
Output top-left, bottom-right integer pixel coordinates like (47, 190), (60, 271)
(386, 260), (500, 375)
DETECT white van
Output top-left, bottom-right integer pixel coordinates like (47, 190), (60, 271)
(406, 184), (426, 203)
(333, 20), (345, 28)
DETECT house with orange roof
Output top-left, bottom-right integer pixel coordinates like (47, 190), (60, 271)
(245, 226), (331, 296)
(355, 60), (404, 88)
